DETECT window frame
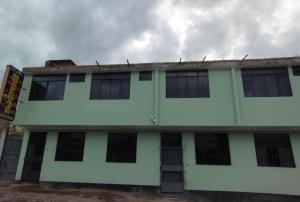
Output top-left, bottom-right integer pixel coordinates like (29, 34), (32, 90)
(241, 67), (292, 97)
(90, 72), (131, 100)
(55, 132), (86, 162)
(106, 132), (137, 163)
(166, 69), (210, 98)
(292, 65), (300, 76)
(254, 133), (295, 168)
(69, 73), (86, 82)
(29, 74), (67, 101)
(139, 71), (152, 81)
(194, 133), (231, 166)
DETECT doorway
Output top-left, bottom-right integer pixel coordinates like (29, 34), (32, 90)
(21, 132), (46, 182)
(160, 133), (184, 193)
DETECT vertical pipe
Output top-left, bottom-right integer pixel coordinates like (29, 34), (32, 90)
(154, 69), (159, 125)
(231, 67), (242, 125)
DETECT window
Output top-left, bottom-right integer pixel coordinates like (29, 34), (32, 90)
(90, 72), (130, 99)
(166, 70), (209, 98)
(55, 132), (85, 161)
(29, 75), (67, 100)
(106, 133), (137, 163)
(139, 71), (152, 81)
(254, 134), (295, 167)
(292, 66), (300, 76)
(194, 133), (231, 165)
(241, 67), (292, 97)
(69, 73), (85, 82)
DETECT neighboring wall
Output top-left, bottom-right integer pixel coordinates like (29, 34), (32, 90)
(14, 66), (300, 127)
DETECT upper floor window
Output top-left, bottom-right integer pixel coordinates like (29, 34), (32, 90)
(29, 75), (67, 100)
(254, 134), (295, 167)
(241, 67), (292, 97)
(166, 70), (209, 98)
(106, 133), (137, 163)
(90, 72), (130, 99)
(55, 132), (85, 161)
(292, 66), (300, 76)
(139, 71), (152, 81)
(69, 73), (85, 82)
(194, 133), (231, 165)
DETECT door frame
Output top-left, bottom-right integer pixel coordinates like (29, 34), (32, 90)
(160, 133), (184, 193)
(21, 132), (47, 182)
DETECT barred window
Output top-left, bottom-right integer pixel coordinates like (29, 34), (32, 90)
(90, 73), (130, 99)
(139, 71), (152, 81)
(69, 73), (85, 82)
(55, 132), (85, 161)
(254, 134), (295, 167)
(292, 66), (300, 76)
(194, 133), (231, 165)
(241, 67), (292, 97)
(106, 133), (137, 163)
(29, 75), (66, 100)
(166, 70), (209, 98)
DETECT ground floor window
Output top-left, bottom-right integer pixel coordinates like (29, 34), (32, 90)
(55, 132), (85, 161)
(194, 133), (231, 165)
(254, 134), (295, 167)
(106, 133), (137, 163)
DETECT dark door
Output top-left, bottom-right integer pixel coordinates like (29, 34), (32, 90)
(0, 135), (23, 180)
(21, 132), (46, 182)
(160, 133), (184, 193)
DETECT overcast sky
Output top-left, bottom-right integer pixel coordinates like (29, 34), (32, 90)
(0, 0), (300, 81)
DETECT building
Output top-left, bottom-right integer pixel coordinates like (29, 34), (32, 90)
(13, 57), (300, 195)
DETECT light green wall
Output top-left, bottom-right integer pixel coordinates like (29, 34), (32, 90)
(236, 67), (300, 126)
(15, 72), (154, 126)
(15, 130), (300, 195)
(159, 69), (236, 126)
(183, 132), (300, 195)
(16, 130), (161, 186)
(14, 67), (300, 127)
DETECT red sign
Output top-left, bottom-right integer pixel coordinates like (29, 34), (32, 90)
(0, 65), (24, 121)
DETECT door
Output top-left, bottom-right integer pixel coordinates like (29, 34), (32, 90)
(160, 133), (184, 193)
(0, 135), (23, 179)
(21, 132), (46, 182)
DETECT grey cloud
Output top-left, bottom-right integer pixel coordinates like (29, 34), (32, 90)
(0, 0), (300, 83)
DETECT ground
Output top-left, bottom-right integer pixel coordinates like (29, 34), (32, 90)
(0, 181), (184, 202)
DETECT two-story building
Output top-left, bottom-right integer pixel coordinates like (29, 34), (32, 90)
(13, 57), (300, 195)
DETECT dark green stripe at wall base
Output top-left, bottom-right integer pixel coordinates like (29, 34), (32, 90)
(39, 181), (300, 202)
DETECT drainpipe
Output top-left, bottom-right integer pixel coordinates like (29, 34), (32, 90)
(231, 67), (242, 125)
(152, 69), (159, 125)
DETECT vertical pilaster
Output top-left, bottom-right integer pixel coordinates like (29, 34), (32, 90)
(231, 67), (242, 125)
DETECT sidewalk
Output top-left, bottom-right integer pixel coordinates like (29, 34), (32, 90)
(0, 181), (183, 202)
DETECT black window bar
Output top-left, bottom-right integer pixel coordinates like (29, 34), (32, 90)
(254, 134), (295, 167)
(194, 133), (231, 165)
(55, 132), (85, 161)
(90, 72), (130, 99)
(241, 67), (292, 97)
(106, 133), (137, 163)
(69, 73), (86, 82)
(166, 70), (209, 98)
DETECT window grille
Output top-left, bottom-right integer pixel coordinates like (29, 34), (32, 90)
(55, 132), (85, 161)
(194, 133), (231, 165)
(106, 133), (137, 163)
(254, 134), (295, 167)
